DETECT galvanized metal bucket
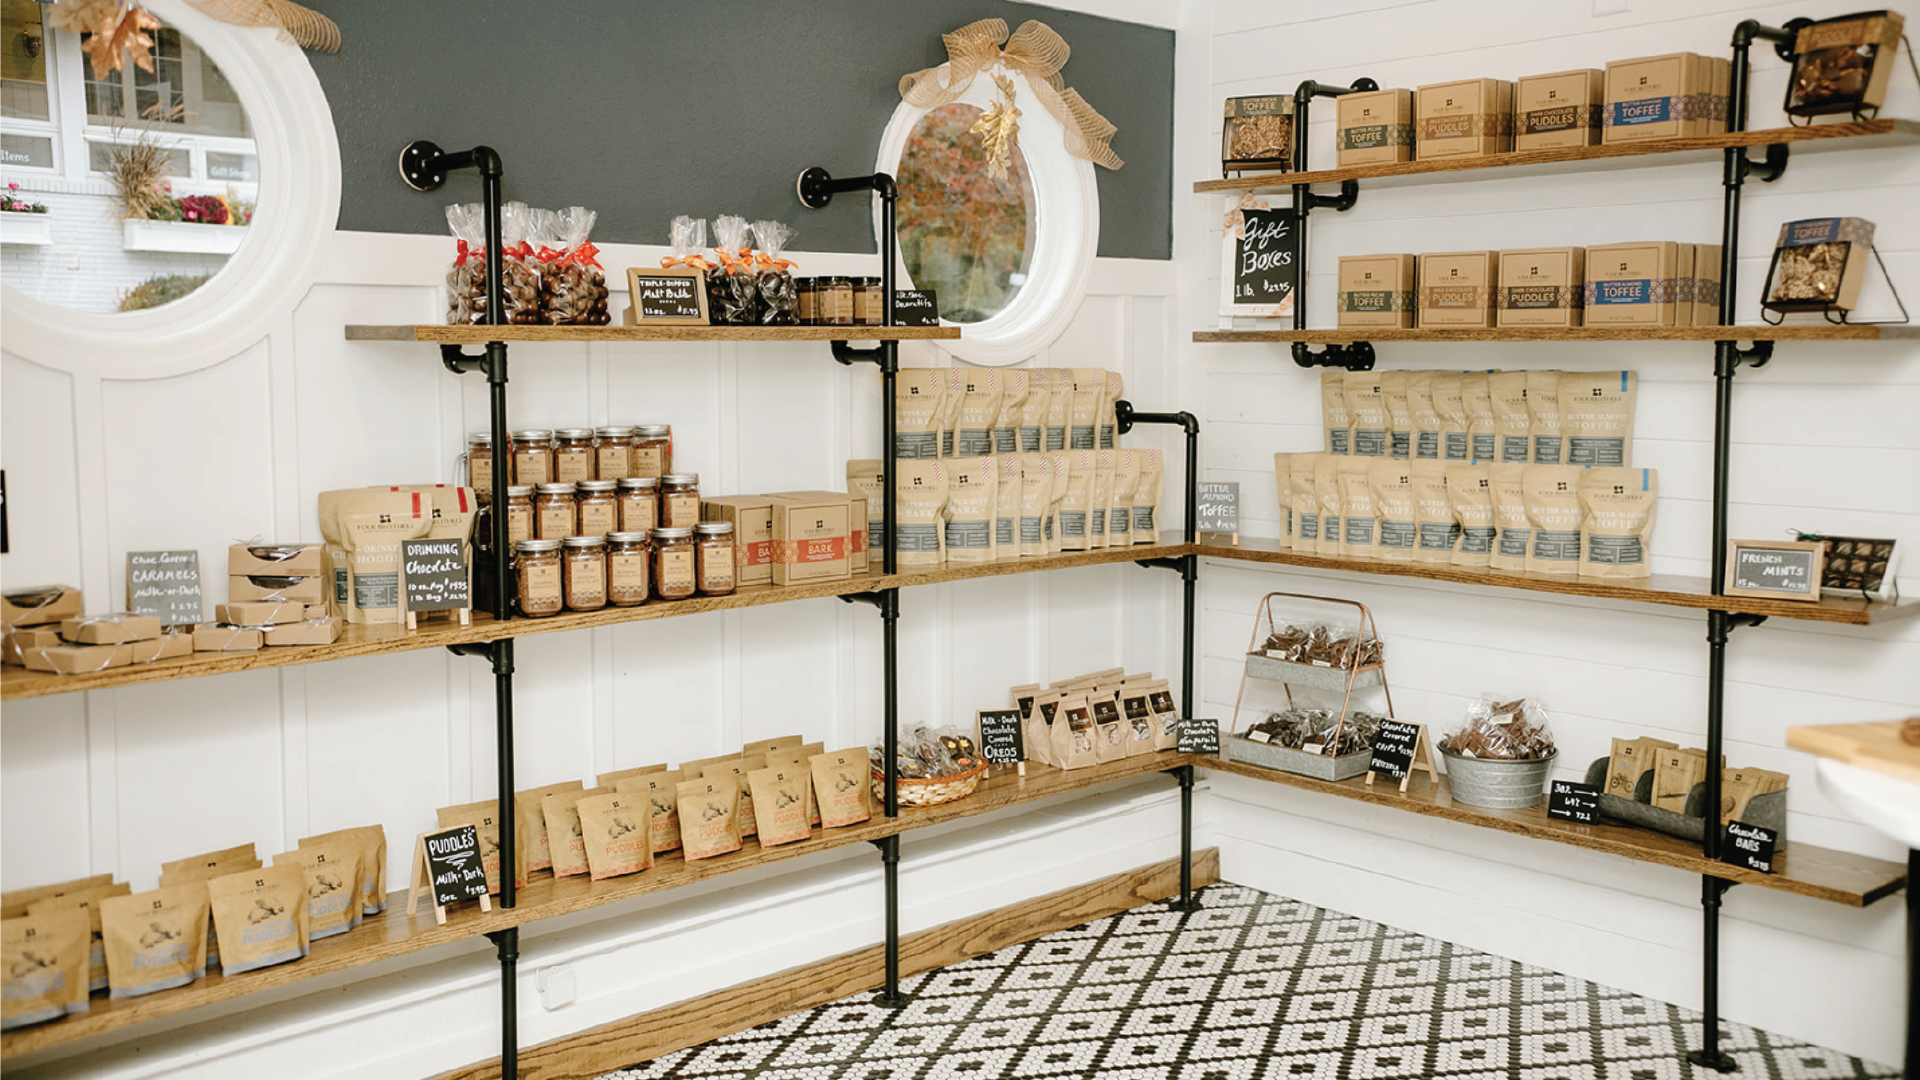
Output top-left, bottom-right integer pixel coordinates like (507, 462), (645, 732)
(1439, 749), (1555, 809)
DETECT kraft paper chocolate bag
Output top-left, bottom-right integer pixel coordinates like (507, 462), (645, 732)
(101, 883), (209, 998)
(1018, 453), (1056, 557)
(895, 459), (948, 569)
(1101, 370), (1125, 450)
(1337, 457), (1377, 559)
(1411, 460), (1459, 565)
(759, 753), (822, 827)
(1489, 463), (1531, 573)
(542, 786), (609, 877)
(747, 766), (813, 847)
(158, 844), (260, 970)
(1092, 689), (1130, 764)
(594, 764), (667, 788)
(1052, 691), (1098, 770)
(1322, 370), (1351, 455)
(1527, 369), (1563, 464)
(271, 840), (362, 942)
(1045, 368), (1073, 452)
(942, 457), (998, 565)
(1369, 459), (1417, 563)
(333, 489), (432, 625)
(25, 882), (127, 994)
(1026, 690), (1061, 767)
(1087, 450), (1116, 550)
(1381, 370), (1413, 459)
(939, 368), (968, 458)
(1523, 464), (1585, 575)
(1409, 371), (1444, 460)
(1345, 370), (1388, 457)
(1046, 452), (1073, 554)
(298, 825), (386, 916)
(2, 909), (90, 1028)
(1058, 451), (1096, 551)
(1491, 370), (1533, 464)
(616, 771), (684, 855)
(1462, 371), (1498, 462)
(1290, 454), (1321, 548)
(1018, 368), (1050, 452)
(1149, 680), (1181, 752)
(1107, 450), (1139, 547)
(705, 755), (766, 838)
(993, 370), (1028, 455)
(955, 369), (1003, 458)
(1273, 452), (1295, 549)
(743, 736), (803, 757)
(995, 455), (1023, 561)
(1447, 464), (1496, 568)
(3, 875), (115, 921)
(1579, 466), (1658, 579)
(1069, 368), (1105, 450)
(1558, 370), (1638, 467)
(208, 863), (308, 975)
(811, 749), (872, 828)
(437, 800), (512, 893)
(514, 779), (584, 880)
(1315, 454), (1344, 557)
(1121, 683), (1157, 757)
(677, 775), (744, 859)
(1132, 449), (1164, 544)
(576, 791), (654, 879)
(848, 460), (887, 553)
(894, 369), (945, 459)
(1432, 371), (1470, 461)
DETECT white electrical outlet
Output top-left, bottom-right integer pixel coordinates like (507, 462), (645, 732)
(536, 963), (576, 1010)
(1594, 0), (1631, 15)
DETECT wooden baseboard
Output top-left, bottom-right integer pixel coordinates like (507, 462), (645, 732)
(431, 848), (1221, 1080)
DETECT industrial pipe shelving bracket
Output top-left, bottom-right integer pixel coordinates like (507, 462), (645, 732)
(1287, 79), (1379, 373)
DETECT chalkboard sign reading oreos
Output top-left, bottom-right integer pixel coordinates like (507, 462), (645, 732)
(626, 267), (708, 324)
(1547, 780), (1599, 824)
(1221, 203), (1296, 319)
(977, 709), (1024, 764)
(404, 538), (470, 612)
(1368, 719), (1421, 780)
(1178, 717), (1221, 756)
(1723, 821), (1777, 874)
(893, 290), (940, 326)
(425, 825), (490, 906)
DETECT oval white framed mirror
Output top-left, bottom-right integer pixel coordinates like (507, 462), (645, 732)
(875, 66), (1097, 367)
(0, 0), (338, 380)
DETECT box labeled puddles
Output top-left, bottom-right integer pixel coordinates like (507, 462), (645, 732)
(1337, 254), (1417, 329)
(1336, 89), (1414, 166)
(1416, 79), (1513, 160)
(1514, 69), (1603, 151)
(1584, 241), (1686, 325)
(1417, 251), (1499, 328)
(1603, 53), (1730, 142)
(1497, 247), (1586, 328)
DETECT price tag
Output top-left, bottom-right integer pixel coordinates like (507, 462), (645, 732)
(977, 709), (1025, 765)
(1368, 719), (1420, 780)
(1178, 717), (1220, 756)
(425, 825), (490, 906)
(1547, 779), (1600, 824)
(626, 267), (708, 324)
(127, 549), (203, 626)
(1197, 481), (1239, 540)
(1221, 202), (1296, 320)
(404, 538), (470, 613)
(1722, 821), (1777, 874)
(893, 290), (940, 326)
(1724, 539), (1822, 603)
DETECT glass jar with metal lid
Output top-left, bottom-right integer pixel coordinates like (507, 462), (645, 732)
(562, 535), (607, 612)
(575, 479), (619, 537)
(514, 538), (564, 617)
(796, 278), (818, 325)
(852, 277), (884, 325)
(594, 425), (637, 480)
(815, 276), (854, 326)
(553, 428), (597, 483)
(694, 521), (737, 596)
(534, 482), (578, 540)
(511, 429), (555, 486)
(503, 485), (535, 546)
(660, 473), (701, 529)
(633, 424), (672, 479)
(465, 430), (505, 503)
(650, 527), (697, 600)
(617, 477), (659, 533)
(606, 531), (651, 606)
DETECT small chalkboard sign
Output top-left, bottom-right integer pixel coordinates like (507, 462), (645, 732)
(403, 537), (470, 628)
(1722, 821), (1777, 874)
(1220, 197), (1296, 320)
(977, 709), (1025, 774)
(1724, 540), (1822, 603)
(127, 550), (203, 626)
(626, 266), (709, 325)
(1178, 716), (1221, 756)
(1366, 719), (1435, 793)
(1547, 779), (1600, 824)
(407, 824), (493, 924)
(893, 290), (939, 326)
(1198, 481), (1240, 544)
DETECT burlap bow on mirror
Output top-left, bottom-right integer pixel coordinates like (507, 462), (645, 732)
(51, 0), (341, 78)
(899, 18), (1123, 171)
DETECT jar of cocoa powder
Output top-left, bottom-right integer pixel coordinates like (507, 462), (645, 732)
(514, 538), (564, 617)
(594, 425), (637, 480)
(617, 477), (658, 533)
(503, 485), (535, 546)
(535, 482), (578, 540)
(650, 527), (697, 600)
(575, 479), (619, 537)
(606, 531), (651, 606)
(553, 428), (597, 483)
(695, 521), (737, 596)
(562, 535), (607, 612)
(512, 429), (555, 486)
(633, 425), (671, 479)
(660, 473), (701, 529)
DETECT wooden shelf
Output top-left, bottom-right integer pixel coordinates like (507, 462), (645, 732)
(1194, 119), (1920, 196)
(1197, 538), (1915, 626)
(1195, 757), (1906, 907)
(0, 753), (1189, 1057)
(1194, 324), (1920, 343)
(0, 538), (1194, 701)
(344, 324), (963, 344)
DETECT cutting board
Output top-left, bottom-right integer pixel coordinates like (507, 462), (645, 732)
(1787, 721), (1920, 785)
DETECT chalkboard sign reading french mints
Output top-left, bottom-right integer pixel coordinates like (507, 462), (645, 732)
(626, 266), (708, 325)
(1547, 779), (1600, 824)
(1198, 481), (1240, 543)
(893, 290), (939, 326)
(1178, 717), (1221, 756)
(1723, 539), (1822, 603)
(977, 709), (1025, 773)
(127, 549), (203, 625)
(1220, 199), (1295, 320)
(1723, 821), (1777, 874)
(403, 537), (470, 626)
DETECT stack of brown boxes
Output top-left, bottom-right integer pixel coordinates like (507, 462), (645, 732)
(1337, 245), (1721, 330)
(16, 613), (190, 673)
(202, 543), (338, 651)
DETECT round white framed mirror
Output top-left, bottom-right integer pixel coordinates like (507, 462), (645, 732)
(0, 0), (338, 380)
(875, 66), (1097, 367)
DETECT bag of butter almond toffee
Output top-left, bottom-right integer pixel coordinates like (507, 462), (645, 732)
(1315, 454), (1344, 557)
(893, 369), (945, 460)
(1369, 459), (1417, 563)
(102, 883), (209, 999)
(1579, 467), (1658, 579)
(1337, 457), (1378, 559)
(1519, 464), (1583, 575)
(1409, 371), (1444, 461)
(1321, 370), (1351, 455)
(1447, 464), (1496, 567)
(1490, 370), (1532, 464)
(676, 775), (743, 860)
(847, 460), (887, 554)
(747, 766), (812, 847)
(513, 780), (583, 880)
(437, 800), (512, 893)
(1018, 453), (1057, 557)
(1411, 460), (1460, 565)
(942, 457), (998, 565)
(1432, 371), (1470, 462)
(576, 791), (654, 880)
(1288, 454), (1320, 548)
(298, 825), (386, 917)
(1344, 370), (1388, 457)
(993, 371), (1028, 455)
(1087, 450), (1116, 550)
(1057, 451), (1096, 551)
(2, 908), (90, 1028)
(1068, 368), (1104, 450)
(1381, 371), (1413, 460)
(894, 459), (948, 569)
(335, 489), (432, 625)
(810, 749), (872, 829)
(1132, 449), (1164, 544)
(1018, 369), (1049, 452)
(1148, 680), (1182, 752)
(1107, 450), (1139, 547)
(1102, 370), (1125, 450)
(705, 755), (765, 838)
(1045, 369), (1073, 452)
(955, 369), (1002, 458)
(270, 840), (361, 943)
(1462, 371), (1499, 463)
(1559, 370), (1638, 467)
(208, 863), (308, 975)
(1527, 369), (1564, 465)
(1489, 463), (1532, 572)
(1050, 691), (1098, 770)
(995, 455), (1023, 561)
(26, 882), (128, 994)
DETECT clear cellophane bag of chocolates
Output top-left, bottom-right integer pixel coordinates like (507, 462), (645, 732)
(1445, 695), (1557, 760)
(1259, 622), (1383, 670)
(445, 203), (486, 324)
(663, 215), (709, 276)
(496, 201), (541, 324)
(543, 206), (611, 325)
(869, 725), (980, 779)
(708, 215), (762, 325)
(752, 219), (799, 325)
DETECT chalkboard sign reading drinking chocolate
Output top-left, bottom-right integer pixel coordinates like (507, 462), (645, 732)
(1178, 717), (1221, 756)
(403, 537), (471, 627)
(408, 824), (494, 924)
(1220, 199), (1296, 320)
(127, 550), (204, 625)
(1197, 481), (1240, 543)
(1547, 779), (1600, 824)
(626, 267), (709, 325)
(977, 709), (1025, 773)
(1723, 821), (1777, 874)
(893, 290), (940, 327)
(1723, 540), (1822, 603)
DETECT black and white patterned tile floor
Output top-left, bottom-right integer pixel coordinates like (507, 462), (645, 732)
(598, 883), (1898, 1080)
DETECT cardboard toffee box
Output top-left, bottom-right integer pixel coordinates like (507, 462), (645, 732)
(1337, 254), (1418, 329)
(1417, 250), (1499, 328)
(1497, 247), (1586, 328)
(1336, 89), (1414, 166)
(1585, 241), (1686, 325)
(1603, 52), (1729, 142)
(768, 496), (852, 586)
(1222, 94), (1294, 173)
(1785, 10), (1907, 117)
(700, 496), (775, 588)
(1416, 79), (1513, 160)
(1689, 243), (1723, 327)
(227, 542), (324, 578)
(1764, 217), (1877, 314)
(1514, 69), (1603, 151)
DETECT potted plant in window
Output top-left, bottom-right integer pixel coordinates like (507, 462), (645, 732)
(108, 109), (246, 255)
(0, 182), (54, 246)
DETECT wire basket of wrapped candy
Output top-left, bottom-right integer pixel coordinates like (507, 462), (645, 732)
(1438, 695), (1558, 808)
(1226, 592), (1397, 780)
(869, 725), (990, 807)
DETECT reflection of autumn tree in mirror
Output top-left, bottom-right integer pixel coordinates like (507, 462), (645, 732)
(897, 103), (1035, 324)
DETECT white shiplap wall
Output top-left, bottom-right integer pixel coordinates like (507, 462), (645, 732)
(1177, 0), (1918, 1064)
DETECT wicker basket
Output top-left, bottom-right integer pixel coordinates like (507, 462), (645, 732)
(870, 761), (989, 807)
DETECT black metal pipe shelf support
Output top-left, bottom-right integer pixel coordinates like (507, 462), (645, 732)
(1289, 79), (1378, 373)
(799, 164), (912, 1008)
(399, 138), (521, 1080)
(1116, 401), (1204, 913)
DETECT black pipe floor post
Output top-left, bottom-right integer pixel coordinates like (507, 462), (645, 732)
(1908, 848), (1918, 1080)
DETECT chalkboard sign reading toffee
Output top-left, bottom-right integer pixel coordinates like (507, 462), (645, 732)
(1366, 719), (1435, 792)
(1547, 779), (1600, 824)
(1723, 821), (1777, 874)
(893, 290), (940, 326)
(626, 267), (708, 325)
(408, 824), (493, 924)
(1197, 481), (1240, 544)
(1178, 716), (1221, 756)
(403, 537), (471, 627)
(1220, 200), (1296, 320)
(127, 549), (203, 625)
(977, 709), (1025, 774)
(1723, 539), (1822, 603)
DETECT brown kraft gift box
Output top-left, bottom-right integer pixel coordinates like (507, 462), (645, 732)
(1417, 79), (1513, 159)
(2, 585), (83, 627)
(1336, 89), (1413, 166)
(1689, 244), (1722, 327)
(1417, 251), (1499, 328)
(1338, 254), (1417, 329)
(768, 496), (852, 585)
(1603, 53), (1729, 142)
(767, 491), (868, 574)
(700, 496), (774, 588)
(227, 542), (323, 577)
(60, 614), (162, 644)
(1514, 69), (1603, 150)
(229, 575), (326, 604)
(1497, 247), (1586, 328)
(1584, 241), (1685, 326)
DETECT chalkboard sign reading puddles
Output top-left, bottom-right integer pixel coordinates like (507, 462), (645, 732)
(977, 709), (1025, 775)
(1366, 719), (1435, 793)
(626, 267), (709, 325)
(1197, 481), (1239, 545)
(127, 550), (203, 625)
(403, 537), (471, 629)
(408, 824), (493, 925)
(1723, 540), (1823, 603)
(1547, 779), (1600, 824)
